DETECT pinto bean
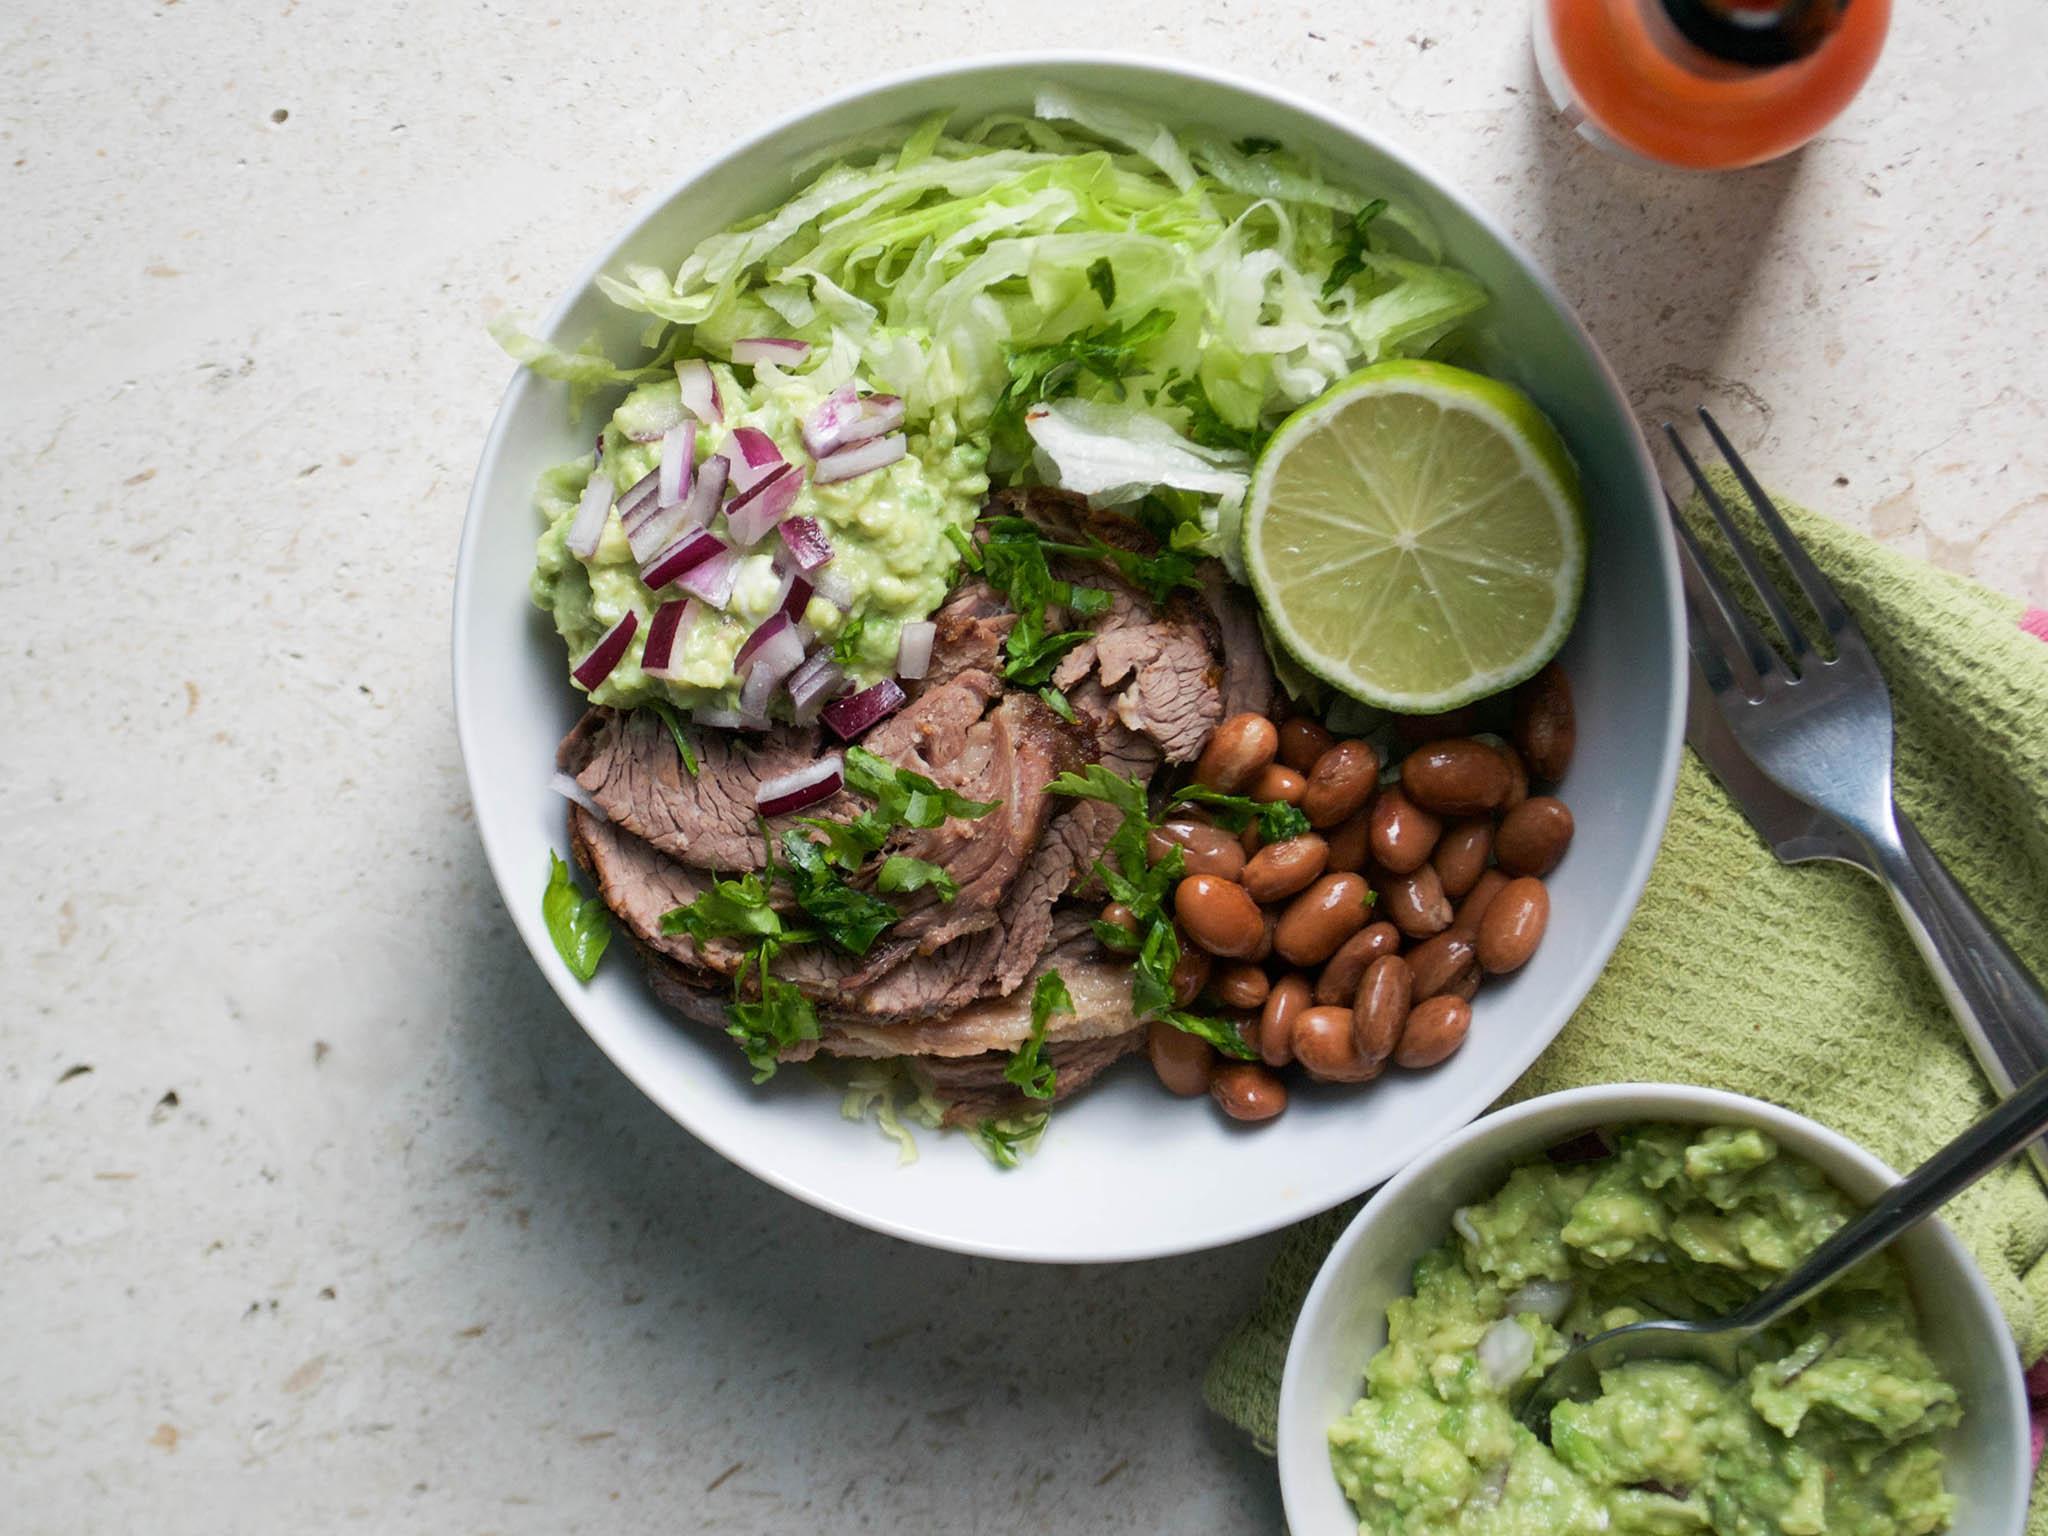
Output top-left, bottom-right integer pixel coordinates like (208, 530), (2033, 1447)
(1175, 877), (1266, 960)
(1324, 810), (1373, 873)
(1170, 938), (1212, 1007)
(1242, 834), (1329, 904)
(1256, 973), (1313, 1068)
(1450, 869), (1511, 943)
(1315, 922), (1400, 1006)
(1149, 820), (1247, 880)
(1274, 873), (1373, 966)
(1250, 763), (1308, 806)
(1147, 1019), (1215, 1096)
(1432, 818), (1494, 898)
(1377, 864), (1454, 938)
(1302, 741), (1381, 829)
(1513, 664), (1575, 782)
(1278, 716), (1336, 773)
(1215, 963), (1272, 1011)
(1478, 877), (1550, 974)
(1292, 1006), (1376, 1083)
(1352, 953), (1413, 1071)
(1396, 995), (1473, 1068)
(1211, 1062), (1288, 1122)
(1495, 797), (1575, 878)
(1399, 739), (1513, 816)
(1195, 713), (1280, 793)
(1368, 786), (1442, 874)
(1405, 932), (1477, 999)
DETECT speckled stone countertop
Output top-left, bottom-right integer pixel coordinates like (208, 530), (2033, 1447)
(6, 3), (2044, 1532)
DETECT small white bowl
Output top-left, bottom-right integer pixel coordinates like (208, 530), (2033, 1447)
(1278, 1084), (2028, 1536)
(453, 55), (1684, 1261)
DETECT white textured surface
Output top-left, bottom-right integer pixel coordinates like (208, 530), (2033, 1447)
(4, 4), (2043, 1532)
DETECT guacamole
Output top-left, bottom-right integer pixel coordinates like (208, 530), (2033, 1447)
(1329, 1125), (1960, 1536)
(531, 365), (989, 712)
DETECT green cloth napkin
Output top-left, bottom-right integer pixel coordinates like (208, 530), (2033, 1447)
(1203, 482), (2048, 1508)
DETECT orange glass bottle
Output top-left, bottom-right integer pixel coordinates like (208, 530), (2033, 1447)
(1534, 0), (1890, 170)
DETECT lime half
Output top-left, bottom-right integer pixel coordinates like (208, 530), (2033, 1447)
(1243, 360), (1587, 712)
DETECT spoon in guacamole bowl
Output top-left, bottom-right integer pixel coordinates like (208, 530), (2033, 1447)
(1518, 1061), (2048, 1440)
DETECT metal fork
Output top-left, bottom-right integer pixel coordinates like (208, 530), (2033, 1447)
(1670, 408), (2048, 1178)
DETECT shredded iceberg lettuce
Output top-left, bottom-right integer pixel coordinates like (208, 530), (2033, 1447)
(840, 1061), (947, 1165)
(500, 91), (1487, 560)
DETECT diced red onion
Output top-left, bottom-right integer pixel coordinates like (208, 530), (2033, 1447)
(822, 678), (906, 740)
(843, 393), (906, 445)
(814, 432), (906, 484)
(566, 471), (613, 559)
(731, 337), (813, 368)
(800, 382), (861, 458)
(896, 619), (936, 680)
(693, 701), (745, 730)
(641, 599), (700, 679)
(627, 491), (706, 566)
(570, 610), (639, 692)
(785, 649), (847, 718)
(775, 570), (815, 625)
(675, 448), (728, 534)
(755, 755), (844, 817)
(739, 625), (805, 715)
(656, 420), (696, 509)
(640, 527), (727, 591)
(724, 462), (804, 547)
(616, 466), (663, 530)
(813, 565), (856, 610)
(675, 358), (722, 425)
(722, 427), (787, 495)
(624, 394), (687, 443)
(675, 546), (738, 607)
(549, 770), (607, 820)
(775, 515), (834, 572)
(734, 611), (791, 671)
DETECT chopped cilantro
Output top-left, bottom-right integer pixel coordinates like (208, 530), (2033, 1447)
(990, 308), (1177, 450)
(1004, 971), (1071, 1100)
(1169, 785), (1313, 845)
(1322, 196), (1389, 299)
(830, 610), (870, 668)
(542, 852), (612, 982)
(876, 854), (958, 903)
(644, 699), (699, 776)
(659, 868), (786, 945)
(1166, 373), (1265, 458)
(1037, 686), (1078, 724)
(725, 941), (820, 1082)
(1086, 257), (1116, 310)
(780, 831), (898, 955)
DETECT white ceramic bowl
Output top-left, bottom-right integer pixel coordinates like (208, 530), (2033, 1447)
(452, 55), (1684, 1261)
(1279, 1084), (2028, 1535)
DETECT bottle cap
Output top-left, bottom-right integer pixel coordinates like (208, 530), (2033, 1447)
(1660, 0), (1846, 66)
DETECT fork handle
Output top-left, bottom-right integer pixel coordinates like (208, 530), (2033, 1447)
(1866, 810), (2048, 1178)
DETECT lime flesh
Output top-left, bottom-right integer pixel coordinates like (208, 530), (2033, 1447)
(1243, 360), (1587, 713)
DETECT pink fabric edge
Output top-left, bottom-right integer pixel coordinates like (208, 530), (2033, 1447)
(2020, 607), (2048, 643)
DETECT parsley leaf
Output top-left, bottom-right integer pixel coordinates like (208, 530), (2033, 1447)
(1163, 1008), (1258, 1058)
(972, 518), (1110, 686)
(1004, 970), (1071, 1100)
(1086, 257), (1116, 310)
(1166, 374), (1264, 458)
(542, 852), (612, 982)
(1084, 536), (1204, 607)
(1169, 785), (1313, 845)
(1322, 196), (1389, 299)
(725, 941), (821, 1082)
(644, 699), (699, 776)
(781, 831), (898, 955)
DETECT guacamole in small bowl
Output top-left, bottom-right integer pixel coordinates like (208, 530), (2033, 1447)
(1328, 1124), (1960, 1536)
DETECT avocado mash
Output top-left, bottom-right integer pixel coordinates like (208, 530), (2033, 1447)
(531, 365), (988, 712)
(1329, 1124), (1959, 1536)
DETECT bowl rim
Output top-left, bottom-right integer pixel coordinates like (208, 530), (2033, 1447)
(1276, 1082), (2030, 1533)
(450, 50), (1687, 1262)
